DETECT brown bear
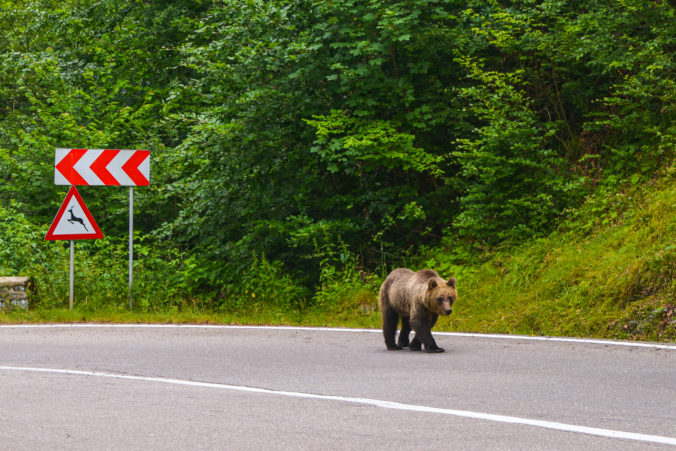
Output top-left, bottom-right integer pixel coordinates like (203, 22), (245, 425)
(378, 268), (457, 353)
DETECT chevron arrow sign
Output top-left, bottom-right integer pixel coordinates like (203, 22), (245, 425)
(54, 148), (150, 186)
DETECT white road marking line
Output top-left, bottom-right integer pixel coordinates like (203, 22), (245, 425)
(1, 365), (674, 446)
(2, 324), (675, 350)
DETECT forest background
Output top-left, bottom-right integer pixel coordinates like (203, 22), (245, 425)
(1, 0), (674, 341)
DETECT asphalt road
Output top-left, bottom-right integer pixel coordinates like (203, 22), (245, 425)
(0, 325), (674, 450)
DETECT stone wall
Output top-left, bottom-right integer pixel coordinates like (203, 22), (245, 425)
(0, 277), (31, 310)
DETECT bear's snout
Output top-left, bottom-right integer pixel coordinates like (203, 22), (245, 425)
(437, 297), (454, 316)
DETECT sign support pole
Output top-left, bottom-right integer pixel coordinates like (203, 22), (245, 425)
(129, 187), (134, 309)
(69, 240), (74, 310)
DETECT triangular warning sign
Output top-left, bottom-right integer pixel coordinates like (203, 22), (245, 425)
(45, 186), (104, 240)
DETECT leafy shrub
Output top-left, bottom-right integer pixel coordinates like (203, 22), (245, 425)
(221, 254), (310, 312)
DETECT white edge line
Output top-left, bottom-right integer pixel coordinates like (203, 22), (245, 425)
(1, 324), (675, 350)
(0, 365), (674, 446)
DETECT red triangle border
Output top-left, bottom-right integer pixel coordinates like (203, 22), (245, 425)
(45, 186), (104, 240)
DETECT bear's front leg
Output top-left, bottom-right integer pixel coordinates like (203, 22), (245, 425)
(408, 335), (422, 351)
(424, 313), (444, 353)
(424, 342), (445, 353)
(410, 313), (444, 353)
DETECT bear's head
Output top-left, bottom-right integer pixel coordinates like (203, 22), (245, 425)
(427, 277), (457, 316)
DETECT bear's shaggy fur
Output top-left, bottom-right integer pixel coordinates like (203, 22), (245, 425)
(378, 268), (457, 353)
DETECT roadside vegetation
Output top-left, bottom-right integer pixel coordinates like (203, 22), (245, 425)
(1, 1), (674, 341)
(4, 162), (674, 341)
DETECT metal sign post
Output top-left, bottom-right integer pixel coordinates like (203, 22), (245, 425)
(69, 240), (74, 310)
(129, 187), (134, 309)
(46, 186), (104, 309)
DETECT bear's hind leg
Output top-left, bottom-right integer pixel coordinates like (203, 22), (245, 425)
(397, 317), (411, 348)
(382, 307), (403, 350)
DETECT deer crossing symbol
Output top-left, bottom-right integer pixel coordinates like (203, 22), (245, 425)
(67, 207), (88, 231)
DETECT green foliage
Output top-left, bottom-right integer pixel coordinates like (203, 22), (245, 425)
(0, 0), (674, 325)
(452, 55), (582, 241)
(0, 201), (51, 275)
(303, 110), (442, 176)
(162, 0), (469, 287)
(221, 253), (310, 312)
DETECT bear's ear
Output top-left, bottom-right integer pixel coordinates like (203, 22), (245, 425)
(428, 279), (438, 290)
(447, 277), (456, 288)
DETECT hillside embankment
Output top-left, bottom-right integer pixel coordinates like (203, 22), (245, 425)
(434, 165), (675, 341)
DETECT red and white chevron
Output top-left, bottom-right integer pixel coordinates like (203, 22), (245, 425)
(54, 148), (150, 186)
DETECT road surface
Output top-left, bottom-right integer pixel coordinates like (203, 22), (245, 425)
(0, 325), (674, 450)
